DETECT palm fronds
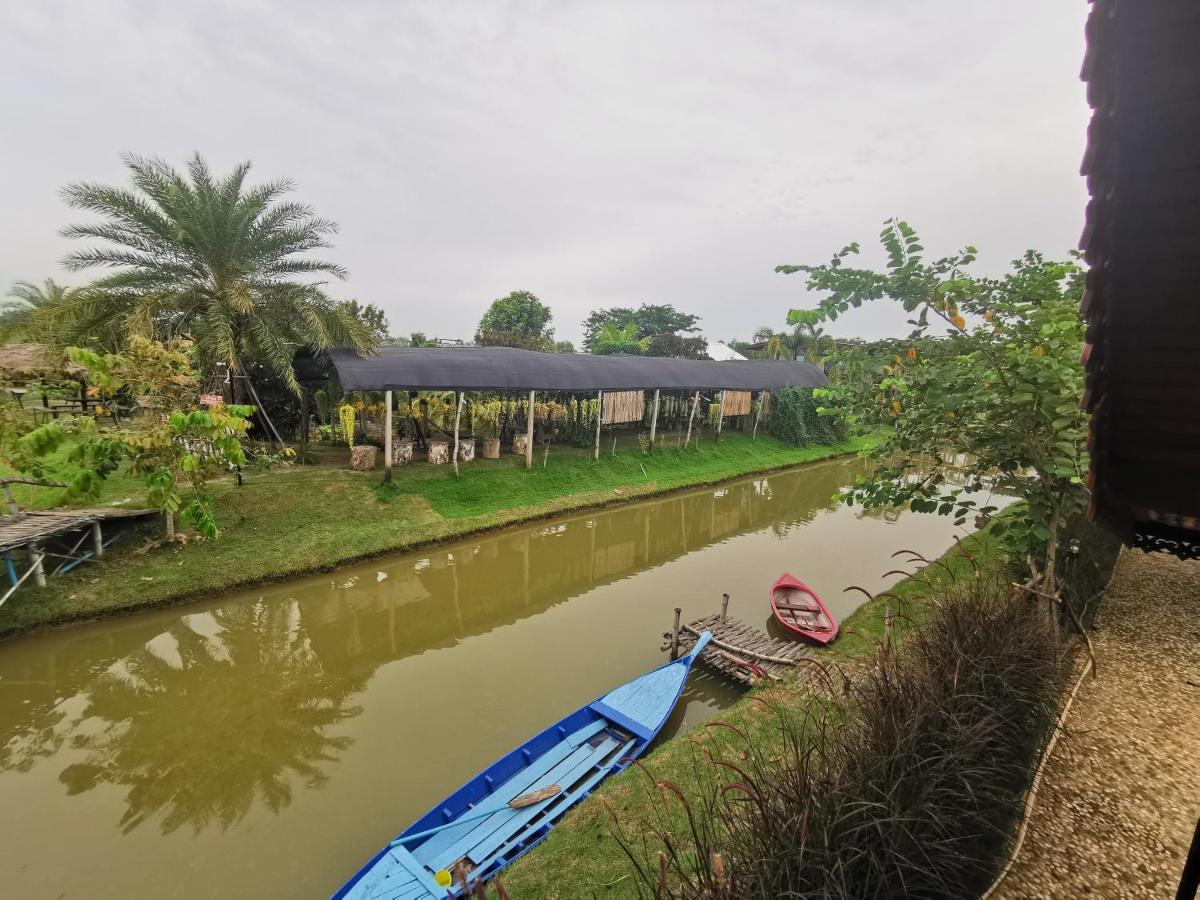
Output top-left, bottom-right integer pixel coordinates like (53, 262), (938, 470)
(41, 153), (373, 389)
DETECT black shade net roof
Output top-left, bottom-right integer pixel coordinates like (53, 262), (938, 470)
(329, 347), (827, 393)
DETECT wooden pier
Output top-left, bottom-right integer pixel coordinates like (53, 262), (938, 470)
(663, 596), (811, 685)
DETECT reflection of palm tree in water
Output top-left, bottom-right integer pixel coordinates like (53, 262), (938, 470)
(57, 598), (367, 835)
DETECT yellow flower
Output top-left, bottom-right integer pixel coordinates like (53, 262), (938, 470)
(1034, 345), (1046, 358)
(906, 347), (918, 361)
(951, 314), (967, 330)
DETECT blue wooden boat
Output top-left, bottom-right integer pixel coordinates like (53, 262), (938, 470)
(332, 632), (713, 899)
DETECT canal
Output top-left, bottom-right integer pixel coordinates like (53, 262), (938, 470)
(0, 457), (994, 898)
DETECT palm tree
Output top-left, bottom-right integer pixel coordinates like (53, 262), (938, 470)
(42, 154), (374, 392)
(1, 278), (72, 342)
(591, 321), (651, 355)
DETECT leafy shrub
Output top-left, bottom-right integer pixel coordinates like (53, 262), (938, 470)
(768, 387), (846, 446)
(612, 576), (1061, 899)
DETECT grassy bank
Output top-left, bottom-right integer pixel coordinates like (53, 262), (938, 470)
(0, 432), (877, 638)
(499, 523), (1014, 897)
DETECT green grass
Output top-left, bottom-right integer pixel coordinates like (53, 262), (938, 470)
(497, 523), (1012, 899)
(0, 432), (879, 638)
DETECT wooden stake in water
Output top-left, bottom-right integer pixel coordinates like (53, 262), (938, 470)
(721, 592), (730, 620)
(671, 607), (681, 660)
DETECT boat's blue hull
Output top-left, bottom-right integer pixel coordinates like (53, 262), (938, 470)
(332, 633), (712, 899)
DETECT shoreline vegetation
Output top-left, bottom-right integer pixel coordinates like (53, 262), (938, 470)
(0, 431), (879, 640)
(500, 519), (1030, 897)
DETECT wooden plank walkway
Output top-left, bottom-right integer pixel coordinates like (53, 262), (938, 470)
(0, 507), (157, 554)
(673, 613), (810, 685)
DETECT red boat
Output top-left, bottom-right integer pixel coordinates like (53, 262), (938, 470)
(770, 573), (839, 644)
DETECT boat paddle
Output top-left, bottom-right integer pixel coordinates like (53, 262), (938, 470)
(388, 785), (562, 848)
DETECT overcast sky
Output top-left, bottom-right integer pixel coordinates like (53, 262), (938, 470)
(1, 1), (1090, 346)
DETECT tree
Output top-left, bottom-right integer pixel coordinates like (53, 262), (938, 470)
(2, 279), (73, 342)
(41, 154), (374, 393)
(644, 332), (708, 359)
(67, 337), (254, 540)
(474, 290), (555, 351)
(553, 339), (576, 353)
(779, 219), (1088, 595)
(581, 303), (701, 351)
(590, 321), (651, 355)
(337, 300), (390, 342)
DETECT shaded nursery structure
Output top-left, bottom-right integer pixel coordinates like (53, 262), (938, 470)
(328, 347), (827, 477)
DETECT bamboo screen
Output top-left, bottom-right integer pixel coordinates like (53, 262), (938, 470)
(721, 390), (753, 417)
(601, 390), (646, 424)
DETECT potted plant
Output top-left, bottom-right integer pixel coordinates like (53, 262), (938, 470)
(475, 399), (502, 459)
(341, 401), (376, 471)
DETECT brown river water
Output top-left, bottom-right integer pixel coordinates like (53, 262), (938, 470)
(0, 457), (995, 898)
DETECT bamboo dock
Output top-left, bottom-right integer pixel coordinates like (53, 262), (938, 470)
(663, 596), (811, 685)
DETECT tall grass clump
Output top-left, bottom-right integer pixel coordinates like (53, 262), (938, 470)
(611, 575), (1062, 899)
(768, 387), (846, 447)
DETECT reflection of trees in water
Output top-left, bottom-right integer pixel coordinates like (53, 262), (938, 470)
(56, 598), (367, 835)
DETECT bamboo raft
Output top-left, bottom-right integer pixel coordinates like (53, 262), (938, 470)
(664, 599), (810, 685)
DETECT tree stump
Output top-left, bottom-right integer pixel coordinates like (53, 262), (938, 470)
(349, 445), (377, 471)
(512, 434), (529, 457)
(457, 440), (475, 463)
(393, 440), (414, 466)
(482, 438), (501, 459)
(427, 440), (450, 465)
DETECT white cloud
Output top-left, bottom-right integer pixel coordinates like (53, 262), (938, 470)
(0, 0), (1089, 344)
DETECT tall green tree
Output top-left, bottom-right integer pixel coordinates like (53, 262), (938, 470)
(780, 219), (1088, 593)
(1, 279), (73, 342)
(474, 290), (555, 350)
(41, 154), (374, 392)
(590, 321), (651, 355)
(336, 299), (390, 342)
(581, 303), (700, 351)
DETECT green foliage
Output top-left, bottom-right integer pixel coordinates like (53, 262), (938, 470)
(564, 397), (600, 446)
(644, 332), (709, 359)
(337, 403), (357, 447)
(336, 299), (390, 341)
(768, 387), (846, 446)
(2, 278), (73, 342)
(553, 340), (576, 353)
(780, 219), (1088, 564)
(68, 339), (253, 539)
(590, 321), (651, 356)
(472, 399), (502, 440)
(581, 303), (701, 351)
(43, 153), (375, 392)
(313, 389), (330, 426)
(474, 290), (556, 351)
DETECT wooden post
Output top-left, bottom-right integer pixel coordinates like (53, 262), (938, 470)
(671, 607), (681, 660)
(383, 390), (394, 484)
(30, 544), (45, 588)
(715, 390), (726, 443)
(752, 390), (765, 439)
(525, 390), (535, 470)
(649, 388), (660, 450)
(92, 521), (104, 559)
(684, 391), (700, 448)
(593, 390), (604, 461)
(721, 592), (730, 620)
(452, 391), (464, 477)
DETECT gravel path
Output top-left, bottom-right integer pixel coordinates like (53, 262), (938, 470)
(996, 549), (1200, 899)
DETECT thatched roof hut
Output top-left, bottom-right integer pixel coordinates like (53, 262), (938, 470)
(0, 343), (84, 380)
